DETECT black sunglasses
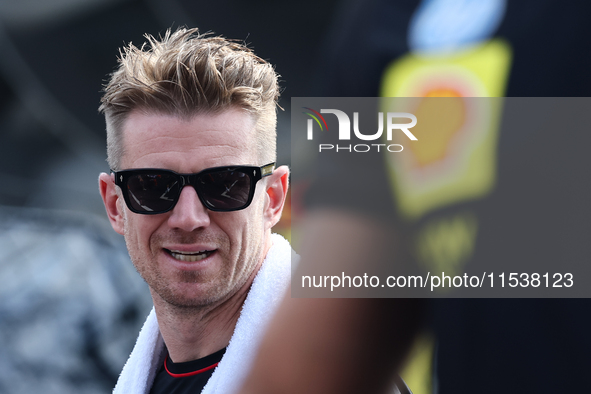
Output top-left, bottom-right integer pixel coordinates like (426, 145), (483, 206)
(112, 163), (275, 214)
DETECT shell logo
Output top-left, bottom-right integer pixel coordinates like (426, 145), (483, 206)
(379, 39), (512, 219)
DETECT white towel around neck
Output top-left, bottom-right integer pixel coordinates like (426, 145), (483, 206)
(113, 233), (296, 394)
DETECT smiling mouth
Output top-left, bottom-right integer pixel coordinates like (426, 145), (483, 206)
(165, 249), (215, 262)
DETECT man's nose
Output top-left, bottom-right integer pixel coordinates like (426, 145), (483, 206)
(167, 186), (210, 231)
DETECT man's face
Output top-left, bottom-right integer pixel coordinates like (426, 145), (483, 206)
(112, 108), (271, 308)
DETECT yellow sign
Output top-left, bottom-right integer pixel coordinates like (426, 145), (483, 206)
(379, 39), (511, 219)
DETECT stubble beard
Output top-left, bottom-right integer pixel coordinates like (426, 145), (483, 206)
(125, 226), (262, 312)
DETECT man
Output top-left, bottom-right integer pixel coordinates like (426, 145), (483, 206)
(98, 27), (291, 394)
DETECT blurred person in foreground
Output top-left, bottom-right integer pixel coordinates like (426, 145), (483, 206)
(238, 1), (591, 394)
(98, 27), (291, 394)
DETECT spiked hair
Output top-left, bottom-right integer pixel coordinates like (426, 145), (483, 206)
(99, 27), (280, 170)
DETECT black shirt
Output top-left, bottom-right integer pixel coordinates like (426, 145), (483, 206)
(149, 348), (226, 394)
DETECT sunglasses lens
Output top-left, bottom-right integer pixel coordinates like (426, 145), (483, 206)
(125, 172), (180, 213)
(197, 169), (253, 210)
(117, 166), (261, 214)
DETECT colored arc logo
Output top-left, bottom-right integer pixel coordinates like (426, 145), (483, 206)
(302, 107), (329, 131)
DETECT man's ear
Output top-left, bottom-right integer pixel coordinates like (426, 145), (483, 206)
(99, 172), (125, 235)
(264, 165), (289, 231)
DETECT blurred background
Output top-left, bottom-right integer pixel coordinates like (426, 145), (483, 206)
(2, 0), (591, 393)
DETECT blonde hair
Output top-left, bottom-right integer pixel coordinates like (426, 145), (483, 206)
(99, 27), (280, 170)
